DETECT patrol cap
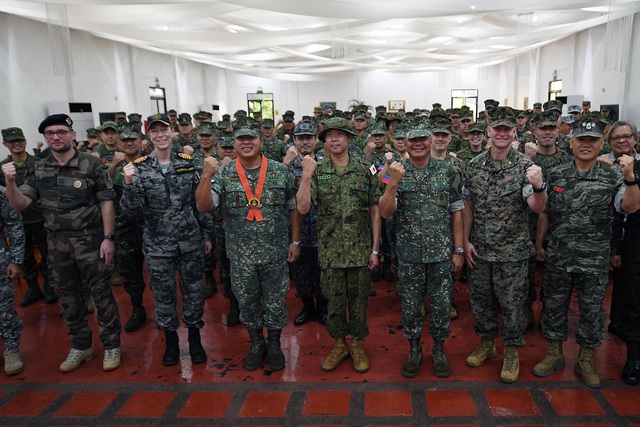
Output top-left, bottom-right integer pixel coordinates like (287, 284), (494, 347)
(117, 122), (141, 139)
(195, 110), (213, 120)
(370, 122), (387, 136)
(218, 120), (231, 129)
(460, 107), (474, 120)
(375, 105), (387, 114)
(301, 115), (316, 123)
(560, 115), (574, 124)
(601, 107), (609, 112)
(406, 120), (431, 139)
(167, 109), (178, 117)
(450, 108), (461, 118)
(489, 107), (516, 128)
(353, 112), (366, 121)
(283, 110), (295, 122)
(431, 118), (452, 135)
(261, 119), (275, 128)
(86, 128), (100, 138)
(222, 114), (231, 121)
(429, 107), (450, 122)
(2, 127), (26, 142)
(533, 102), (542, 109)
(432, 103), (442, 109)
(232, 116), (261, 138)
(313, 106), (323, 114)
(468, 122), (487, 133)
(582, 100), (591, 106)
(572, 119), (604, 138)
(393, 122), (408, 139)
(218, 136), (235, 148)
(318, 117), (355, 142)
(101, 121), (118, 132)
(484, 99), (499, 110)
(38, 114), (73, 133)
(516, 110), (527, 118)
(568, 105), (582, 114)
(178, 113), (192, 125)
(127, 113), (142, 124)
(147, 113), (171, 127)
(114, 111), (127, 120)
(293, 121), (317, 136)
(544, 99), (563, 113)
(535, 110), (559, 128)
(234, 110), (247, 118)
(197, 122), (216, 135)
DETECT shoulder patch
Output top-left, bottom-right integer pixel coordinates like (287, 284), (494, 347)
(177, 152), (193, 160)
(133, 156), (148, 164)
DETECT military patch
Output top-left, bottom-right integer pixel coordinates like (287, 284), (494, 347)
(133, 156), (148, 164)
(552, 185), (565, 193)
(431, 174), (448, 183)
(369, 164), (377, 175)
(102, 158), (109, 164)
(177, 152), (193, 160)
(317, 175), (332, 181)
(175, 166), (195, 174)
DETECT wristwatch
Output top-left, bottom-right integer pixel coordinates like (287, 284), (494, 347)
(292, 241), (302, 246)
(532, 180), (547, 193)
(624, 174), (639, 186)
(371, 250), (380, 256)
(103, 234), (115, 241)
(454, 247), (465, 255)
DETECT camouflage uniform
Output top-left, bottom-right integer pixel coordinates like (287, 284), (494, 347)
(394, 158), (463, 340)
(121, 151), (210, 331)
(211, 158), (297, 331)
(192, 149), (218, 290)
(351, 133), (369, 152)
(462, 148), (536, 347)
(262, 138), (287, 162)
(93, 144), (118, 164)
(540, 161), (624, 348)
(19, 149), (121, 350)
(173, 133), (198, 150)
(0, 187), (25, 351)
(456, 147), (485, 166)
(310, 155), (380, 340)
(371, 148), (401, 273)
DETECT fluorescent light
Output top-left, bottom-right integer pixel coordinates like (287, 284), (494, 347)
(374, 55), (385, 60)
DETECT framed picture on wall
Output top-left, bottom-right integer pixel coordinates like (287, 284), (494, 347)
(388, 100), (405, 112)
(320, 101), (337, 112)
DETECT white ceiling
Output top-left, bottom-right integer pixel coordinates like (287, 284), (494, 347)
(2, 1), (639, 81)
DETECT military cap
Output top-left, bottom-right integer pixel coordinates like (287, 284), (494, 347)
(468, 122), (487, 133)
(147, 113), (171, 127)
(489, 107), (516, 128)
(222, 114), (231, 121)
(117, 122), (141, 140)
(218, 120), (231, 129)
(404, 111), (415, 119)
(115, 111), (127, 120)
(282, 110), (295, 122)
(393, 122), (408, 139)
(535, 110), (559, 128)
(460, 107), (474, 120)
(353, 112), (366, 121)
(429, 107), (451, 122)
(101, 121), (118, 132)
(572, 119), (604, 138)
(406, 119), (431, 139)
(432, 103), (442, 109)
(233, 110), (247, 118)
(2, 127), (26, 142)
(194, 110), (213, 120)
(516, 110), (527, 118)
(232, 116), (261, 138)
(38, 114), (73, 133)
(318, 117), (355, 142)
(601, 107), (609, 112)
(450, 108), (461, 118)
(261, 119), (275, 128)
(178, 113), (192, 125)
(167, 109), (178, 117)
(319, 113), (332, 123)
(218, 136), (235, 148)
(431, 118), (452, 135)
(484, 99), (499, 109)
(568, 105), (581, 114)
(386, 112), (404, 123)
(197, 122), (217, 135)
(127, 113), (142, 123)
(301, 115), (316, 123)
(560, 115), (574, 124)
(293, 121), (317, 136)
(313, 106), (323, 114)
(533, 102), (542, 109)
(375, 105), (387, 114)
(582, 100), (591, 106)
(544, 99), (563, 113)
(86, 128), (100, 138)
(370, 122), (387, 135)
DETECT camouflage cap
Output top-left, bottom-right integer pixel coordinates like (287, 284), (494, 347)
(117, 122), (141, 139)
(232, 116), (261, 138)
(582, 100), (591, 106)
(431, 118), (452, 135)
(127, 113), (142, 123)
(535, 110), (559, 128)
(533, 102), (542, 109)
(115, 111), (127, 120)
(2, 127), (25, 142)
(489, 107), (516, 128)
(38, 114), (73, 133)
(572, 119), (604, 138)
(429, 107), (451, 122)
(544, 99), (563, 113)
(601, 107), (609, 112)
(516, 109), (527, 118)
(194, 110), (213, 120)
(560, 115), (574, 124)
(101, 121), (118, 132)
(484, 99), (499, 109)
(222, 114), (231, 121)
(282, 110), (295, 122)
(167, 109), (178, 117)
(233, 110), (247, 118)
(313, 106), (323, 114)
(218, 120), (231, 129)
(460, 107), (474, 120)
(392, 122), (408, 139)
(432, 103), (442, 109)
(147, 113), (171, 127)
(370, 121), (387, 135)
(468, 122), (487, 133)
(450, 108), (461, 118)
(218, 136), (235, 148)
(178, 113), (192, 125)
(261, 119), (275, 128)
(406, 119), (431, 139)
(293, 121), (317, 136)
(86, 128), (100, 138)
(568, 105), (582, 114)
(353, 112), (366, 121)
(318, 117), (355, 142)
(301, 115), (316, 123)
(197, 121), (217, 135)
(375, 105), (387, 114)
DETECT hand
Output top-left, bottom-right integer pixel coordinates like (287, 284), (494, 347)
(365, 141), (376, 155)
(283, 145), (298, 166)
(511, 140), (521, 151)
(288, 243), (301, 262)
(451, 254), (464, 273)
(526, 164), (544, 189)
(619, 154), (636, 181)
(37, 141), (43, 149)
(524, 142), (538, 159)
(202, 156), (220, 179)
(283, 134), (290, 143)
(123, 162), (136, 184)
(1, 162), (17, 185)
(464, 241), (478, 269)
(183, 145), (195, 156)
(368, 252), (380, 271)
(387, 161), (405, 185)
(91, 151), (101, 158)
(204, 241), (212, 254)
(6, 263), (21, 279)
(610, 255), (622, 268)
(535, 243), (545, 262)
(301, 155), (317, 178)
(112, 151), (126, 165)
(597, 154), (614, 167)
(100, 239), (115, 266)
(385, 152), (394, 163)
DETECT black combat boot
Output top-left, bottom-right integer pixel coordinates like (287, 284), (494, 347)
(316, 298), (328, 326)
(20, 280), (43, 306)
(203, 271), (217, 299)
(402, 338), (423, 378)
(294, 297), (317, 326)
(371, 267), (382, 282)
(267, 329), (285, 371)
(623, 341), (640, 386)
(124, 305), (147, 333)
(244, 328), (267, 371)
(227, 296), (240, 327)
(43, 277), (58, 304)
(432, 340), (451, 378)
(188, 327), (207, 364)
(162, 330), (180, 366)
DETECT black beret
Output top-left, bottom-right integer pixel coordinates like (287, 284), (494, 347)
(38, 114), (73, 134)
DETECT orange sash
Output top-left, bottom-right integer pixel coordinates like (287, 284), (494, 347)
(236, 155), (268, 222)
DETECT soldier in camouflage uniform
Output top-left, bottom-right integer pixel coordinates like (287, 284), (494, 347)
(173, 113), (198, 150)
(351, 111), (370, 153)
(532, 119), (632, 388)
(284, 121), (328, 326)
(1, 127), (56, 306)
(94, 121), (120, 164)
(462, 107), (547, 383)
(121, 114), (210, 367)
(277, 110), (296, 142)
(260, 119), (287, 162)
(196, 117), (301, 372)
(379, 120), (464, 378)
(297, 117), (381, 374)
(0, 186), (25, 376)
(2, 114), (122, 373)
(456, 122), (486, 166)
(111, 123), (147, 333)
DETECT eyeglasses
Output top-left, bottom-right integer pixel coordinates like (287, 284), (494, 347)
(610, 134), (634, 143)
(43, 130), (71, 138)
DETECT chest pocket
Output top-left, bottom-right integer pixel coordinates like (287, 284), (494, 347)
(349, 179), (371, 210)
(262, 178), (286, 206)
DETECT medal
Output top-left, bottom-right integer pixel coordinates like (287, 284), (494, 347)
(236, 155), (268, 222)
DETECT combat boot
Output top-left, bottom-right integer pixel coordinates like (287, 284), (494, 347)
(350, 339), (370, 373)
(43, 278), (58, 304)
(575, 346), (600, 388)
(466, 339), (497, 367)
(124, 306), (147, 333)
(432, 340), (451, 378)
(533, 340), (565, 377)
(162, 330), (180, 366)
(500, 346), (520, 383)
(294, 297), (317, 326)
(244, 328), (267, 371)
(316, 298), (328, 326)
(622, 341), (640, 386)
(226, 296), (240, 327)
(402, 338), (422, 378)
(321, 337), (350, 372)
(188, 327), (207, 364)
(20, 280), (43, 307)
(60, 347), (93, 373)
(4, 350), (23, 376)
(203, 271), (217, 299)
(267, 329), (285, 371)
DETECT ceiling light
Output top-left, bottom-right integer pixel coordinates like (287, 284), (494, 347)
(374, 55), (385, 60)
(532, 16), (538, 22)
(470, 5), (476, 9)
(245, 63), (255, 67)
(226, 28), (237, 34)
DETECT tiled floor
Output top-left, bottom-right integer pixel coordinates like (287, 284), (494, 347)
(1, 269), (639, 426)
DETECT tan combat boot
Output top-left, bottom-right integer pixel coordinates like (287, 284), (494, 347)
(500, 346), (519, 383)
(466, 339), (497, 367)
(575, 346), (600, 388)
(350, 339), (370, 373)
(321, 337), (350, 372)
(532, 340), (564, 377)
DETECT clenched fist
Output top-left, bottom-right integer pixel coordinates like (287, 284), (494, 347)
(526, 164), (544, 190)
(387, 161), (405, 185)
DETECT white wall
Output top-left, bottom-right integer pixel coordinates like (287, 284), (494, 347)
(1, 11), (639, 159)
